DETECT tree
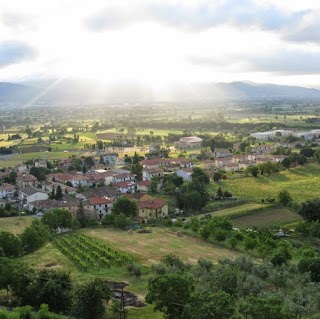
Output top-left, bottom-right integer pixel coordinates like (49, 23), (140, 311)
(298, 199), (320, 222)
(245, 165), (259, 177)
(277, 190), (292, 206)
(282, 157), (291, 169)
(130, 163), (143, 181)
(314, 149), (320, 163)
(71, 279), (112, 319)
(148, 176), (158, 194)
(20, 219), (50, 253)
(183, 291), (234, 319)
(55, 185), (63, 200)
(112, 197), (138, 217)
(146, 273), (194, 319)
(114, 213), (129, 229)
(42, 209), (74, 233)
(300, 147), (314, 158)
(0, 258), (33, 304)
(25, 269), (72, 313)
(0, 232), (22, 257)
(76, 201), (89, 228)
(191, 167), (209, 184)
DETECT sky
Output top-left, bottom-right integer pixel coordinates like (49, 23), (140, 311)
(1, 0), (320, 89)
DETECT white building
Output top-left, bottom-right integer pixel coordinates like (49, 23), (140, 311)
(175, 136), (203, 149)
(0, 183), (15, 199)
(19, 187), (49, 208)
(250, 130), (293, 141)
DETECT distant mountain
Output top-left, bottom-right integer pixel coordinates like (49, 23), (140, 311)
(0, 82), (39, 105)
(0, 80), (320, 106)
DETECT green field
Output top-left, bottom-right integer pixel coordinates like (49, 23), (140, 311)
(82, 227), (241, 265)
(231, 206), (302, 228)
(0, 151), (78, 168)
(0, 216), (34, 234)
(219, 164), (320, 203)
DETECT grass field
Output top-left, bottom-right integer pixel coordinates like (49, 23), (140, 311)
(231, 206), (302, 228)
(0, 216), (34, 234)
(219, 164), (320, 203)
(82, 227), (241, 265)
(0, 151), (78, 168)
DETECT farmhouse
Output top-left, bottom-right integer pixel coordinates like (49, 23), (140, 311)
(175, 136), (203, 149)
(19, 187), (49, 208)
(87, 196), (113, 219)
(17, 174), (37, 188)
(137, 197), (168, 222)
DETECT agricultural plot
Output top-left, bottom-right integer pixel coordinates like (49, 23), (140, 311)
(82, 228), (241, 265)
(219, 164), (320, 203)
(231, 206), (302, 228)
(0, 216), (34, 235)
(54, 233), (133, 271)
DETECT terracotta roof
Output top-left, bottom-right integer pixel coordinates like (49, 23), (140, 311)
(88, 196), (113, 205)
(113, 181), (135, 188)
(0, 183), (14, 191)
(138, 198), (167, 209)
(137, 180), (152, 186)
(20, 174), (37, 182)
(113, 173), (135, 179)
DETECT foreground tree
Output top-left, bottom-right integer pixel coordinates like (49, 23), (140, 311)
(146, 273), (194, 319)
(0, 231), (22, 257)
(112, 197), (138, 218)
(277, 190), (292, 206)
(71, 279), (112, 319)
(298, 199), (320, 222)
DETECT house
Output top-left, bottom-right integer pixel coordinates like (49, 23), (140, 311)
(176, 168), (193, 182)
(112, 173), (136, 184)
(137, 196), (169, 223)
(33, 194), (81, 213)
(215, 150), (233, 158)
(19, 187), (49, 208)
(215, 157), (233, 168)
(141, 158), (169, 170)
(0, 183), (15, 199)
(200, 160), (216, 171)
(113, 181), (136, 194)
(175, 136), (203, 149)
(252, 144), (273, 154)
(250, 130), (293, 140)
(87, 196), (114, 219)
(238, 161), (258, 170)
(69, 174), (91, 188)
(17, 174), (37, 188)
(100, 153), (118, 165)
(14, 164), (28, 173)
(224, 163), (239, 172)
(34, 160), (47, 168)
(76, 186), (122, 200)
(232, 155), (248, 163)
(136, 180), (152, 192)
(143, 168), (164, 181)
(271, 155), (287, 163)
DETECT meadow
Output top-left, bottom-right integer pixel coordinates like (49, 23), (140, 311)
(0, 216), (34, 234)
(219, 163), (320, 203)
(231, 206), (302, 228)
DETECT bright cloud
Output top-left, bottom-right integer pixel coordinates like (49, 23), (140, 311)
(1, 0), (320, 88)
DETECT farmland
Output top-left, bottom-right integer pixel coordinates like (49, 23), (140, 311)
(81, 227), (241, 265)
(0, 216), (34, 235)
(219, 163), (320, 203)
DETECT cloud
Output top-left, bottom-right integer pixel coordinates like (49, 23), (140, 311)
(85, 0), (309, 32)
(249, 51), (320, 74)
(85, 6), (146, 31)
(0, 41), (37, 68)
(1, 12), (35, 30)
(189, 49), (320, 75)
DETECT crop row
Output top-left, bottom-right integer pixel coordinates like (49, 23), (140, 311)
(54, 233), (133, 271)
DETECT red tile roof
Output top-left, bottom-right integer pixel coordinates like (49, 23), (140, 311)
(88, 197), (113, 205)
(138, 198), (167, 209)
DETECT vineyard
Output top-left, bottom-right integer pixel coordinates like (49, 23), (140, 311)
(54, 233), (133, 271)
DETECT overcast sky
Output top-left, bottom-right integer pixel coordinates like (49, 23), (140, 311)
(1, 0), (320, 88)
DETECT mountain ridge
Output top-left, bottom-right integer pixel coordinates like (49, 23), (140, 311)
(0, 80), (320, 106)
